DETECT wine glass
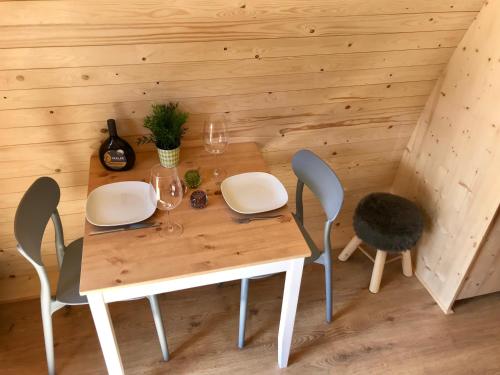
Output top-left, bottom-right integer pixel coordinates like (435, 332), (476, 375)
(204, 118), (228, 182)
(150, 164), (183, 236)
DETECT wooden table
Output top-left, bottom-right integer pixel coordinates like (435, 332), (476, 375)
(80, 142), (310, 374)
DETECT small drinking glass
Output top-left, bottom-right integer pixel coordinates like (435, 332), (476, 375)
(204, 118), (228, 182)
(150, 164), (183, 236)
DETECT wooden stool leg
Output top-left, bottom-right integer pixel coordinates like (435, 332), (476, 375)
(338, 236), (362, 261)
(401, 250), (413, 277)
(369, 250), (387, 293)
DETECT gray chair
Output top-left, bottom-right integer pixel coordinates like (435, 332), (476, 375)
(238, 149), (344, 348)
(15, 177), (169, 375)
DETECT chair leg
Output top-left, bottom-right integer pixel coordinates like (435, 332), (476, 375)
(369, 250), (387, 293)
(238, 278), (249, 349)
(323, 248), (333, 323)
(146, 295), (169, 361)
(41, 299), (55, 375)
(338, 235), (362, 261)
(401, 250), (413, 277)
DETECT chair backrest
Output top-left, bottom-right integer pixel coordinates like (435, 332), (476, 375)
(14, 177), (63, 266)
(292, 149), (344, 222)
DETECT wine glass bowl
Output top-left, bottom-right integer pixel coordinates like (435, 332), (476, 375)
(150, 164), (183, 235)
(203, 119), (228, 181)
(154, 178), (182, 210)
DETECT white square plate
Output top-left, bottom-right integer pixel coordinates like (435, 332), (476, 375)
(85, 181), (156, 226)
(220, 172), (288, 214)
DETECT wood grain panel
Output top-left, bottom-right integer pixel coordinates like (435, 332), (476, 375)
(0, 101), (423, 147)
(0, 83), (433, 129)
(0, 30), (466, 70)
(0, 65), (443, 111)
(0, 0), (484, 26)
(0, 0), (482, 302)
(457, 208), (500, 300)
(0, 13), (476, 48)
(392, 0), (500, 313)
(0, 121), (414, 180)
(0, 49), (453, 91)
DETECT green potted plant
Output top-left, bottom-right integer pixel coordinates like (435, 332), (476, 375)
(184, 169), (202, 189)
(137, 102), (188, 168)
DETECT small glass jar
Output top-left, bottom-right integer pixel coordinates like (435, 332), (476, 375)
(190, 190), (208, 209)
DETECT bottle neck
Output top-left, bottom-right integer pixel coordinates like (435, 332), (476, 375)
(107, 119), (118, 138)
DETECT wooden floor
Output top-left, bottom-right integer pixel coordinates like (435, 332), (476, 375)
(1, 249), (500, 375)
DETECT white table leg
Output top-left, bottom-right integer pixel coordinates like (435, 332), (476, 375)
(277, 258), (304, 368)
(87, 293), (124, 375)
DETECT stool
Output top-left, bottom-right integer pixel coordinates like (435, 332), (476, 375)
(338, 192), (424, 293)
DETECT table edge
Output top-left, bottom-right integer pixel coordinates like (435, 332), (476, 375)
(80, 253), (308, 295)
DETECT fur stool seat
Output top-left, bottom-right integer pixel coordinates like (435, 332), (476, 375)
(354, 193), (423, 251)
(338, 192), (424, 293)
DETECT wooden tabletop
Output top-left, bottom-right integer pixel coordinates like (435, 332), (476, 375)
(79, 142), (310, 294)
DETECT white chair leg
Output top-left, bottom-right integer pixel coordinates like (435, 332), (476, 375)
(41, 299), (55, 375)
(401, 250), (413, 277)
(338, 235), (362, 261)
(369, 250), (387, 293)
(146, 295), (169, 361)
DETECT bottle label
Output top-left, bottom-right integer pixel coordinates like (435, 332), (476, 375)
(103, 150), (127, 170)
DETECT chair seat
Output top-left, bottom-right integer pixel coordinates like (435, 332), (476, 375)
(353, 193), (423, 252)
(56, 238), (87, 305)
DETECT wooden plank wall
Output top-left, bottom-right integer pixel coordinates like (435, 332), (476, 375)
(392, 0), (500, 313)
(458, 208), (500, 300)
(0, 0), (483, 303)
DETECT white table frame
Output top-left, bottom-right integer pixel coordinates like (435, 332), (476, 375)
(86, 257), (305, 374)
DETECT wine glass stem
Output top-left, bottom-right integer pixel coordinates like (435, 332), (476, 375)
(165, 210), (174, 232)
(214, 153), (220, 177)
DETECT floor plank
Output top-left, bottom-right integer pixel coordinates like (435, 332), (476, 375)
(1, 249), (499, 374)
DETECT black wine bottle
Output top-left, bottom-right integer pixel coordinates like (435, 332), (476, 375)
(99, 119), (135, 171)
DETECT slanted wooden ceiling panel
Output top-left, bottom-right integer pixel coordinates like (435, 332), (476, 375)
(392, 0), (500, 313)
(0, 0), (483, 302)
